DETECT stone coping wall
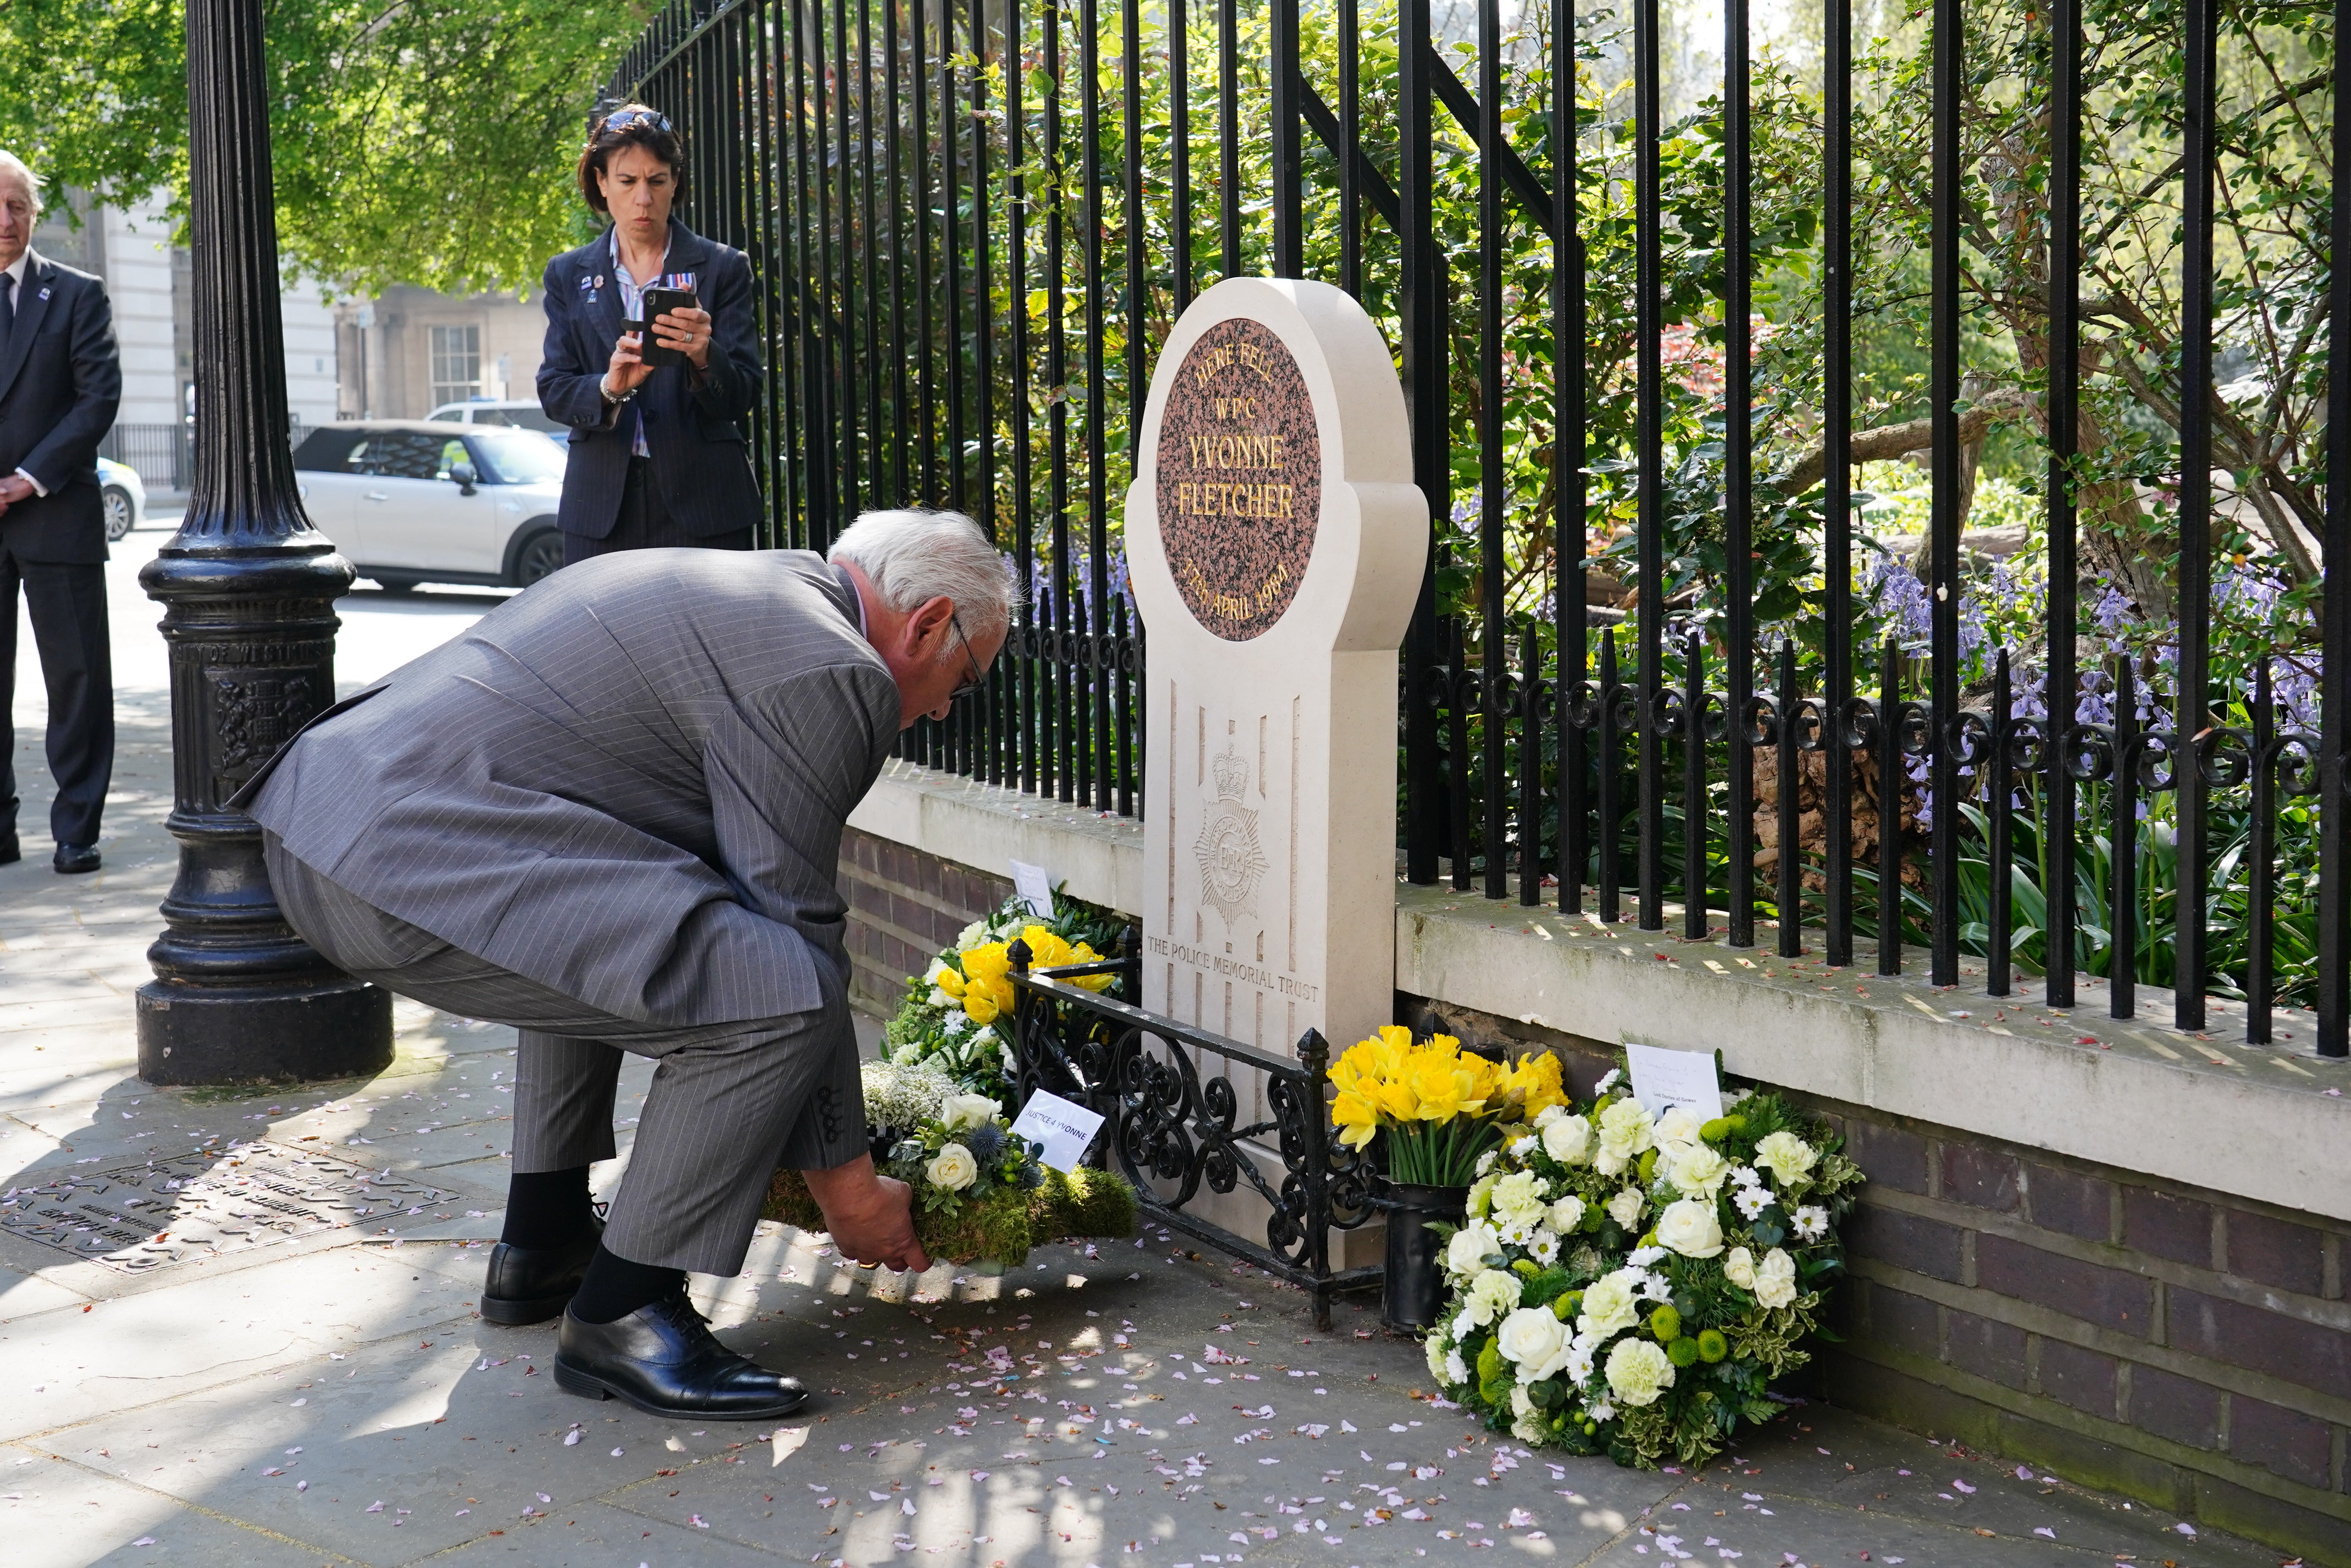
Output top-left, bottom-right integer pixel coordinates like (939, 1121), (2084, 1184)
(842, 759), (2351, 1564)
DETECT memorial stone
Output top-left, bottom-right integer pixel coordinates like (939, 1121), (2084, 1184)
(1126, 277), (1425, 1062)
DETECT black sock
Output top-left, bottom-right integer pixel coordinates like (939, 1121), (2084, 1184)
(568, 1244), (688, 1325)
(501, 1166), (596, 1250)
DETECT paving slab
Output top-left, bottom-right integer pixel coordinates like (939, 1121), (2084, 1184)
(0, 1450), (356, 1568)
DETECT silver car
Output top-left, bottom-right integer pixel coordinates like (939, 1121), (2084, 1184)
(98, 456), (146, 543)
(293, 420), (567, 590)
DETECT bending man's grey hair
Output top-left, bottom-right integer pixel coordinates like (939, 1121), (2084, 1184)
(0, 150), (43, 217)
(828, 509), (1020, 650)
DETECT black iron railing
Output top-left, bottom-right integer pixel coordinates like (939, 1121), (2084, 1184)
(608, 0), (2351, 1052)
(1004, 939), (1380, 1326)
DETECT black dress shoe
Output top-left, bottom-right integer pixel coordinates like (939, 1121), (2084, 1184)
(480, 1225), (602, 1326)
(554, 1291), (809, 1420)
(53, 843), (99, 874)
(0, 832), (17, 866)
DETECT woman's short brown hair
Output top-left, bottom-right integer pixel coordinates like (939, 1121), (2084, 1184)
(576, 103), (686, 214)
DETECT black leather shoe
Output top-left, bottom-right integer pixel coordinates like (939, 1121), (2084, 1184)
(0, 832), (18, 867)
(480, 1225), (602, 1326)
(53, 843), (99, 874)
(554, 1291), (808, 1420)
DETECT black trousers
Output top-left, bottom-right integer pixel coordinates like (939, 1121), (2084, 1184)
(0, 542), (112, 847)
(561, 455), (755, 566)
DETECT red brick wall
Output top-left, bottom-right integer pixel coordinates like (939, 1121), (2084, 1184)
(837, 826), (1014, 1015)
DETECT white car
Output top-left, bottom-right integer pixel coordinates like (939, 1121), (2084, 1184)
(98, 457), (146, 543)
(426, 398), (565, 436)
(293, 420), (567, 590)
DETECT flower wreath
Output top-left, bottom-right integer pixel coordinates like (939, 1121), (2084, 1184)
(1422, 1067), (1864, 1469)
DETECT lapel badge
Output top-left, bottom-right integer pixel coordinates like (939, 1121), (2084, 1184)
(36, 287), (48, 301)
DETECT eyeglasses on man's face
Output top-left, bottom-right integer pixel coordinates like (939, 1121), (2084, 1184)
(948, 612), (989, 703)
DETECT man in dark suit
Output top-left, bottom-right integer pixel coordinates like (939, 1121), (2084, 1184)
(240, 510), (1014, 1421)
(539, 105), (763, 563)
(0, 152), (120, 875)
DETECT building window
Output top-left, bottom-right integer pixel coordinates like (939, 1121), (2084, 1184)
(430, 324), (482, 407)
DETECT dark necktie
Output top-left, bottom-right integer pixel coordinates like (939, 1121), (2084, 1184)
(0, 274), (14, 350)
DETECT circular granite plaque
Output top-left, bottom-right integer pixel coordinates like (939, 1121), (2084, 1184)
(1153, 316), (1322, 641)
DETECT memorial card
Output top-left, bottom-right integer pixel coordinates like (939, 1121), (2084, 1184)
(1011, 1089), (1107, 1173)
(1623, 1041), (1725, 1123)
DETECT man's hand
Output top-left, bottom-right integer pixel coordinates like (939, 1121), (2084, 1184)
(0, 473), (35, 510)
(801, 1153), (930, 1272)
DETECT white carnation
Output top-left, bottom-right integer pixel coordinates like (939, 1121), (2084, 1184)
(1755, 1130), (1819, 1188)
(1575, 1269), (1642, 1341)
(1604, 1338), (1676, 1407)
(1668, 1143), (1731, 1199)
(1463, 1269), (1521, 1327)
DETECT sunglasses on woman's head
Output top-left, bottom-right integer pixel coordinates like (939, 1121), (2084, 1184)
(602, 107), (673, 134)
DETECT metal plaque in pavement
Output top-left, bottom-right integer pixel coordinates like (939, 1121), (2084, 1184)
(0, 1141), (459, 1274)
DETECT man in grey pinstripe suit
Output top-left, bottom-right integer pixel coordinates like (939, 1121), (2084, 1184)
(240, 510), (1011, 1421)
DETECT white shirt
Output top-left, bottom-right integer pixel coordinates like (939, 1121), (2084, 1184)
(3, 252), (45, 498)
(607, 232), (670, 460)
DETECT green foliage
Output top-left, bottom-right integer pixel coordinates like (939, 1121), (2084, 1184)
(0, 0), (652, 295)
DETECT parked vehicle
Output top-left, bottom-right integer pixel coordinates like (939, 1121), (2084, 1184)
(292, 420), (566, 590)
(97, 457), (146, 543)
(425, 398), (564, 436)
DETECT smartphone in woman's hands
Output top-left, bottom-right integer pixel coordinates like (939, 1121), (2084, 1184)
(628, 287), (699, 369)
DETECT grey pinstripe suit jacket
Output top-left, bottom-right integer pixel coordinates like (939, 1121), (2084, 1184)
(240, 549), (900, 1028)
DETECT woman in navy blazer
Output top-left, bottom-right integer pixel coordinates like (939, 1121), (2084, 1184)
(537, 105), (764, 565)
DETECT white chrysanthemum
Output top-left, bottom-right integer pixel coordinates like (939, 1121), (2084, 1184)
(1565, 1337), (1596, 1383)
(1425, 1333), (1451, 1382)
(1733, 1184), (1774, 1221)
(942, 1011), (970, 1036)
(1727, 1162), (1762, 1189)
(955, 919), (989, 951)
(1445, 1347), (1469, 1385)
(1528, 1230), (1561, 1266)
(1793, 1204), (1830, 1241)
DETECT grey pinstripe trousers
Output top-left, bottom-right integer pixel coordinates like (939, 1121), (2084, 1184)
(262, 834), (862, 1276)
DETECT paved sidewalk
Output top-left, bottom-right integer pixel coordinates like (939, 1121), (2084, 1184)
(0, 553), (2292, 1568)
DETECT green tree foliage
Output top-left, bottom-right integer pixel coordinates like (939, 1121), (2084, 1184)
(0, 0), (652, 296)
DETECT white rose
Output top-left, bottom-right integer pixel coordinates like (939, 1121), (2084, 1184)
(1594, 1144), (1628, 1177)
(1597, 1098), (1656, 1161)
(1723, 1245), (1757, 1290)
(1755, 1131), (1819, 1188)
(1575, 1269), (1642, 1341)
(1463, 1269), (1521, 1327)
(1540, 1114), (1594, 1165)
(1606, 1187), (1646, 1231)
(1755, 1247), (1799, 1309)
(1655, 1197), (1725, 1258)
(1445, 1222), (1501, 1279)
(940, 1093), (1002, 1132)
(926, 1142), (979, 1191)
(1654, 1106), (1705, 1155)
(1507, 1385), (1540, 1442)
(1668, 1143), (1730, 1199)
(1534, 1103), (1565, 1129)
(1548, 1196), (1587, 1233)
(1604, 1337), (1676, 1407)
(1495, 1306), (1573, 1381)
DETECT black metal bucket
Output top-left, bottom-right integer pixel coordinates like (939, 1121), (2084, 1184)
(1380, 1182), (1469, 1332)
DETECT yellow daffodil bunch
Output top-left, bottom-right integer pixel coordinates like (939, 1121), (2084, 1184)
(935, 925), (1116, 1026)
(1013, 925), (1119, 994)
(1328, 1027), (1575, 1185)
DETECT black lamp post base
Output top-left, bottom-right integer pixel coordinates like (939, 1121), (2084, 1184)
(136, 979), (393, 1086)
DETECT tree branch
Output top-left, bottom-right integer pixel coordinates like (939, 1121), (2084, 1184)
(1771, 391), (2035, 495)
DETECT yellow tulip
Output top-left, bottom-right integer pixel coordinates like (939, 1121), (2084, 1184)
(964, 991), (1000, 1025)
